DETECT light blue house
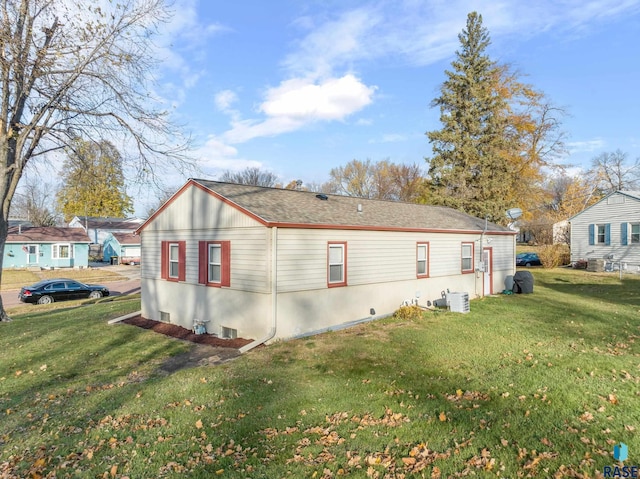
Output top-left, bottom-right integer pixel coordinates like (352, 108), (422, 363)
(69, 216), (144, 244)
(4, 226), (91, 269)
(103, 232), (141, 265)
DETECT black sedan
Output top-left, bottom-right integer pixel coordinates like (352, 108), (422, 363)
(18, 279), (110, 305)
(516, 252), (542, 267)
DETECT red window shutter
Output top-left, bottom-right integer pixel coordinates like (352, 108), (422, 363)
(160, 241), (168, 279)
(178, 241), (186, 281)
(221, 241), (231, 287)
(198, 241), (207, 284)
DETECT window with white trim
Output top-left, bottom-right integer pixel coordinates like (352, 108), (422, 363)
(417, 242), (429, 277)
(52, 243), (73, 259)
(169, 243), (180, 278)
(597, 224), (606, 244)
(208, 243), (222, 283)
(632, 224), (640, 244)
(461, 242), (474, 273)
(328, 242), (347, 287)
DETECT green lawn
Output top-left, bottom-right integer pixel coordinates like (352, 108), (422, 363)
(1, 268), (639, 478)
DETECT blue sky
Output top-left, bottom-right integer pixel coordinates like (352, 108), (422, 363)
(145, 0), (640, 211)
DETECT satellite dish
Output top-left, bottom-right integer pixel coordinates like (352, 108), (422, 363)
(505, 208), (522, 220)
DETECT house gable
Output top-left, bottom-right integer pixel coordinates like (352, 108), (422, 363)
(139, 181), (265, 232)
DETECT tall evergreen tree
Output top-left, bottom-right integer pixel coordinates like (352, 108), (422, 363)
(56, 139), (133, 221)
(426, 12), (511, 222)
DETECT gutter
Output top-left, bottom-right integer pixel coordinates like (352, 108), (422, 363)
(239, 226), (278, 353)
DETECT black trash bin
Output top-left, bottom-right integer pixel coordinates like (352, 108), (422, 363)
(111, 256), (119, 265)
(512, 270), (534, 294)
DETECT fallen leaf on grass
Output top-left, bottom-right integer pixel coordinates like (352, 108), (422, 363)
(195, 419), (203, 429)
(439, 412), (447, 422)
(579, 411), (594, 422)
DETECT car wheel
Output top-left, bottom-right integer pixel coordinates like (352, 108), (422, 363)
(525, 262), (532, 267)
(37, 295), (54, 305)
(89, 291), (103, 299)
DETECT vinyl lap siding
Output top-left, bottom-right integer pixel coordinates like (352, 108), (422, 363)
(276, 229), (513, 292)
(141, 228), (269, 293)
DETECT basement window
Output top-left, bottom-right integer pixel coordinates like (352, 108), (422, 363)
(221, 326), (237, 339)
(160, 311), (170, 323)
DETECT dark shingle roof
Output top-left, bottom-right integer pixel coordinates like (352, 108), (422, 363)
(7, 227), (90, 243)
(112, 232), (140, 245)
(191, 179), (511, 233)
(74, 216), (143, 231)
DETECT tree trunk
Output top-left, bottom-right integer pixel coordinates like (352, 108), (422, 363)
(0, 214), (11, 321)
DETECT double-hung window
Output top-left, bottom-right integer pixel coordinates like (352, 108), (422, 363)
(198, 241), (230, 287)
(632, 224), (640, 244)
(327, 242), (347, 287)
(169, 244), (180, 278)
(161, 241), (186, 282)
(461, 242), (474, 273)
(208, 244), (222, 283)
(597, 225), (606, 244)
(417, 242), (429, 278)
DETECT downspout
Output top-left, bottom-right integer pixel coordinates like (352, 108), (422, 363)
(239, 226), (278, 353)
(476, 216), (488, 297)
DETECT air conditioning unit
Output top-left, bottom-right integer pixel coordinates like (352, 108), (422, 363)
(448, 292), (470, 314)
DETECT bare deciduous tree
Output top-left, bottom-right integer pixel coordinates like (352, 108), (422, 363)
(0, 0), (192, 321)
(328, 159), (425, 201)
(9, 175), (59, 226)
(587, 150), (640, 194)
(218, 167), (279, 187)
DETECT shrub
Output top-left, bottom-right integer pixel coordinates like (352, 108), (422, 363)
(393, 304), (424, 321)
(538, 244), (570, 268)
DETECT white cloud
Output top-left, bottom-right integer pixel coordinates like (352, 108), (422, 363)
(215, 90), (238, 112)
(196, 137), (262, 173)
(379, 133), (408, 143)
(221, 74), (376, 144)
(567, 138), (606, 154)
(356, 118), (373, 126)
(260, 75), (375, 121)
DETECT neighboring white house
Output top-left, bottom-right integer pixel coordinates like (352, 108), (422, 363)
(570, 191), (640, 267)
(553, 220), (569, 245)
(136, 179), (517, 346)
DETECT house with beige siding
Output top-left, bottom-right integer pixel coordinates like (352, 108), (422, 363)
(136, 179), (517, 348)
(570, 191), (640, 269)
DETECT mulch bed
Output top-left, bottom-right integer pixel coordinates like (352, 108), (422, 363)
(122, 315), (253, 349)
